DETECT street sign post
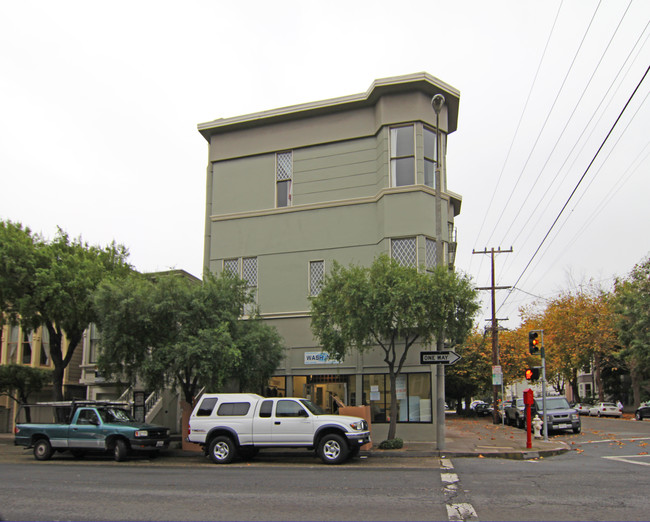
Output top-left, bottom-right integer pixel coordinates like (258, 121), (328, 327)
(419, 350), (461, 365)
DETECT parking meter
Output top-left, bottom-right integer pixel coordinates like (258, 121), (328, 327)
(523, 389), (534, 448)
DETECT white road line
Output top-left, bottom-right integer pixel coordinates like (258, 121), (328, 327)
(440, 459), (479, 522)
(602, 455), (650, 466)
(580, 436), (650, 444)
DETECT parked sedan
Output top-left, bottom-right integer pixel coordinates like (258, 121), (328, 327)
(572, 403), (592, 415)
(635, 401), (650, 421)
(589, 402), (622, 417)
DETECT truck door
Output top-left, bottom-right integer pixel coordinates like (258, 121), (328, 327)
(253, 399), (275, 445)
(69, 408), (104, 449)
(272, 399), (313, 444)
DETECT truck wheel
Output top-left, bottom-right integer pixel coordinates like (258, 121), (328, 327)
(517, 416), (524, 429)
(573, 426), (581, 434)
(113, 439), (129, 462)
(208, 436), (237, 464)
(318, 433), (348, 465)
(33, 438), (53, 461)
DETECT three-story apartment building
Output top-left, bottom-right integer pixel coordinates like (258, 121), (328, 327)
(198, 73), (462, 440)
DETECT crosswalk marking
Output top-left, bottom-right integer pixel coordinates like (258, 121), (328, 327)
(440, 458), (479, 521)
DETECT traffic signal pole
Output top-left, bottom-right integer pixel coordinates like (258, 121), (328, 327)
(540, 331), (548, 442)
(474, 247), (512, 424)
(529, 329), (548, 442)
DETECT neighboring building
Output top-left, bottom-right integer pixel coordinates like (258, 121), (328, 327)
(198, 73), (462, 441)
(0, 322), (84, 432)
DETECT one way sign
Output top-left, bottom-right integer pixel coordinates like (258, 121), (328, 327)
(419, 350), (462, 365)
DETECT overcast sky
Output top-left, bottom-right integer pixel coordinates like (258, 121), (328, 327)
(1, 0), (649, 328)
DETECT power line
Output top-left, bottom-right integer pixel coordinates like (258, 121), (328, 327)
(482, 0), (603, 248)
(470, 0), (565, 269)
(498, 64), (650, 314)
(499, 0), (635, 246)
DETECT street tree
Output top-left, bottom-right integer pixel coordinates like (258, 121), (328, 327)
(612, 256), (650, 407)
(445, 329), (491, 412)
(0, 221), (131, 400)
(532, 289), (617, 401)
(0, 364), (52, 405)
(310, 256), (479, 440)
(93, 271), (284, 404)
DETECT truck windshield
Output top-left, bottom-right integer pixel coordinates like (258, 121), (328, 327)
(299, 399), (326, 415)
(97, 408), (136, 423)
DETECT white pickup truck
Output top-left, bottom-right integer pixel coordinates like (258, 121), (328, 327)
(187, 393), (371, 464)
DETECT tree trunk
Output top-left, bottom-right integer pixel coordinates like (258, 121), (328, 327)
(629, 359), (642, 408)
(594, 352), (604, 401)
(48, 327), (65, 401)
(387, 370), (398, 440)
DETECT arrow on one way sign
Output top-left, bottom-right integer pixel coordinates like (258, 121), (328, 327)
(419, 350), (462, 365)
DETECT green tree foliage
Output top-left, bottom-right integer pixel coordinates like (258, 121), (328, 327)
(0, 221), (131, 400)
(445, 329), (491, 412)
(310, 256), (479, 440)
(93, 271), (284, 404)
(612, 256), (650, 406)
(0, 364), (52, 404)
(520, 288), (617, 401)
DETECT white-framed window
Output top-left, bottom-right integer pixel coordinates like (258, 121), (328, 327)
(8, 324), (19, 364)
(423, 126), (437, 188)
(425, 238), (437, 271)
(309, 260), (324, 296)
(276, 151), (293, 207)
(40, 326), (50, 366)
(391, 238), (417, 267)
(88, 323), (101, 364)
(22, 331), (32, 365)
(390, 126), (414, 187)
(223, 258), (239, 276)
(242, 257), (258, 315)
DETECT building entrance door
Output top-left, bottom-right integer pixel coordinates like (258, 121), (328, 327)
(305, 381), (347, 414)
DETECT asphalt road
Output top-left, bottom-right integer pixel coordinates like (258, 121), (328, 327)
(452, 415), (650, 522)
(1, 416), (648, 522)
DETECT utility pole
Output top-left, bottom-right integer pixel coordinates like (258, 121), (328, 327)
(473, 247), (512, 424)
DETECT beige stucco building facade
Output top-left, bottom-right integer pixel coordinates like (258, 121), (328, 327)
(199, 73), (463, 441)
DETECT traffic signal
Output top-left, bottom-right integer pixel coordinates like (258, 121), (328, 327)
(528, 331), (540, 355)
(525, 367), (540, 381)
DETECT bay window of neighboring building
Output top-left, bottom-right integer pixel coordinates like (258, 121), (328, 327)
(40, 326), (50, 366)
(88, 323), (101, 364)
(363, 373), (431, 423)
(22, 331), (32, 364)
(276, 151), (293, 207)
(390, 125), (415, 187)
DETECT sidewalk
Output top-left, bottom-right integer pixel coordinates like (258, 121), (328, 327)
(370, 415), (570, 460)
(0, 415), (569, 461)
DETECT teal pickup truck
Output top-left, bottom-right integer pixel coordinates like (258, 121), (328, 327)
(14, 401), (171, 461)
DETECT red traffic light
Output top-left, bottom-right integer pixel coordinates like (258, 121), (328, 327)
(525, 367), (540, 381)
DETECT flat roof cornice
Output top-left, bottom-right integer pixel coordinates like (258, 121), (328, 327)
(198, 72), (460, 140)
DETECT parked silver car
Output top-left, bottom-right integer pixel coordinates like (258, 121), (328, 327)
(588, 402), (622, 417)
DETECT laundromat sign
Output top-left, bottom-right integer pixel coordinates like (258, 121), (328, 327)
(304, 351), (341, 364)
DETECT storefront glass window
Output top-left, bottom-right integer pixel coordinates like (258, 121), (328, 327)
(363, 373), (431, 423)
